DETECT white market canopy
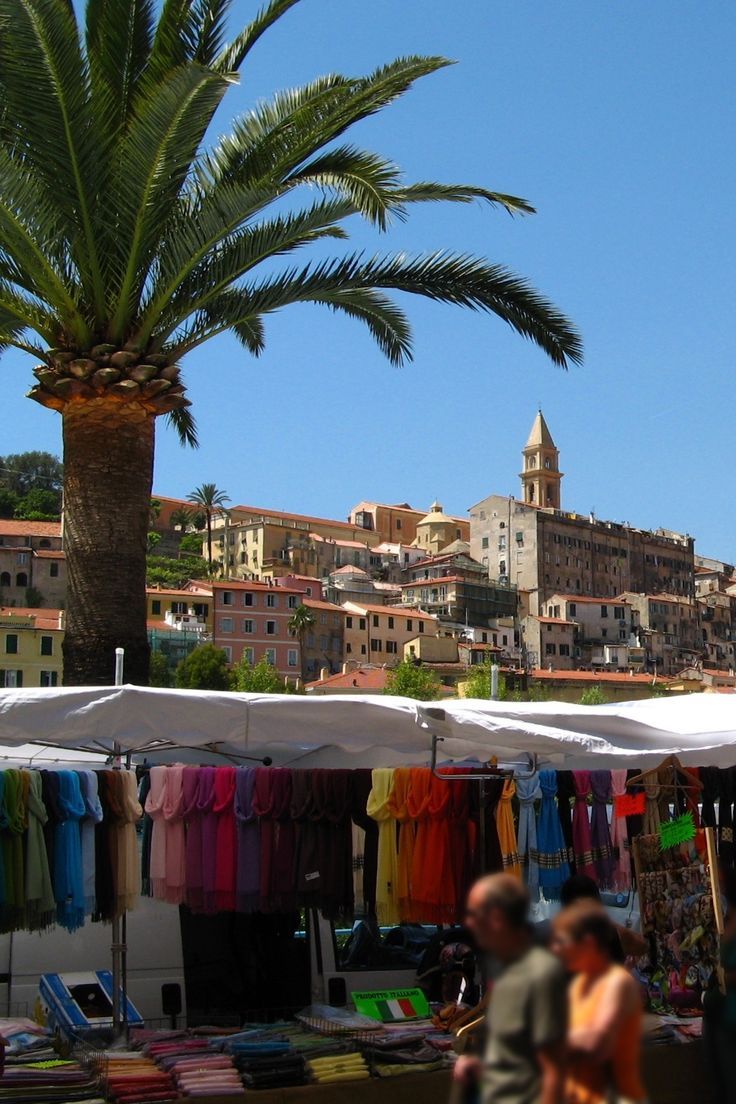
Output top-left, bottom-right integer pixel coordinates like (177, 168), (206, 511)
(0, 685), (735, 770)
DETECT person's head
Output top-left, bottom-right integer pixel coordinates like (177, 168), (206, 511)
(551, 900), (616, 975)
(560, 874), (602, 907)
(465, 874), (530, 959)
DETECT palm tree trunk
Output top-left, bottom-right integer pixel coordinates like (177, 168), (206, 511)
(206, 510), (212, 566)
(62, 399), (154, 685)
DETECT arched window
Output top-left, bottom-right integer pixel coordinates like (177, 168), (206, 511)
(15, 572), (27, 587)
(544, 458), (552, 470)
(0, 572), (10, 587)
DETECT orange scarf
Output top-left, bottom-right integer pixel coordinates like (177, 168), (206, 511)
(496, 779), (521, 877)
(387, 768), (415, 921)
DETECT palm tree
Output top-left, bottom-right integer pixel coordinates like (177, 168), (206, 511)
(0, 0), (582, 685)
(169, 506), (194, 532)
(288, 603), (316, 681)
(187, 483), (230, 568)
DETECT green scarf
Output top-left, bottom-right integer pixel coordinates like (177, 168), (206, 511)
(25, 772), (55, 932)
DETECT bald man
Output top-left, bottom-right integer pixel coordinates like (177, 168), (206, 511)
(458, 874), (567, 1104)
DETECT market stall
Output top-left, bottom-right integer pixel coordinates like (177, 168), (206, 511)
(0, 685), (732, 1103)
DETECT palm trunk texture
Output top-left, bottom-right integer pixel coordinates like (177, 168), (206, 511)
(62, 399), (154, 685)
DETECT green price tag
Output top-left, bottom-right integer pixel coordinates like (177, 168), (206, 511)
(659, 812), (695, 850)
(352, 987), (430, 1023)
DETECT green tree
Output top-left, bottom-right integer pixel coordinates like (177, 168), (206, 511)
(0, 0), (582, 685)
(233, 656), (287, 693)
(179, 531), (205, 557)
(579, 685), (608, 705)
(384, 660), (442, 701)
(0, 451), (63, 512)
(462, 657), (507, 700)
(288, 603), (316, 680)
(14, 487), (60, 519)
(188, 483), (230, 569)
(0, 489), (18, 518)
(175, 643), (232, 690)
(24, 585), (44, 608)
(170, 506), (194, 532)
(149, 649), (171, 687)
(146, 553), (210, 589)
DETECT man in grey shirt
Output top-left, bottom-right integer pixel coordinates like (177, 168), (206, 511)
(457, 874), (567, 1104)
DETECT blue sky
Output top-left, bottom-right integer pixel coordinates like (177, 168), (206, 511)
(4, 1), (735, 557)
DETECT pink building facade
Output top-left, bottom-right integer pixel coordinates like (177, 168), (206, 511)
(212, 580), (302, 677)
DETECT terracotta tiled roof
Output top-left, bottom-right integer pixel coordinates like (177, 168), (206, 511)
(309, 532), (368, 549)
(345, 601), (437, 620)
(0, 607), (62, 630)
(212, 580), (301, 593)
(535, 616), (576, 626)
(232, 504), (363, 532)
(33, 549), (65, 559)
(0, 520), (61, 537)
(332, 565), (370, 576)
(303, 599), (346, 613)
(147, 585), (212, 597)
(401, 576), (463, 588)
(546, 594), (629, 606)
(305, 666), (389, 690)
(530, 668), (670, 684)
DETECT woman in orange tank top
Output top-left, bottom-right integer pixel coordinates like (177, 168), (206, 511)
(552, 901), (646, 1104)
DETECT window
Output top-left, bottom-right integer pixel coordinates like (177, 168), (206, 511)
(498, 536), (507, 551)
(388, 616), (394, 629)
(559, 644), (570, 656)
(346, 616), (353, 629)
(222, 646), (232, 662)
(386, 640), (398, 654)
(600, 605), (608, 618)
(305, 587), (313, 597)
(15, 573), (27, 587)
(360, 644), (367, 655)
(40, 670), (58, 687)
(264, 648), (276, 665)
(50, 562), (59, 578)
(499, 560), (506, 575)
(569, 603), (577, 616)
(243, 620), (254, 634)
(222, 590), (233, 606)
(220, 617), (233, 633)
(371, 639), (382, 652)
(151, 599), (161, 615)
(0, 573), (9, 587)
(40, 635), (53, 656)
(418, 621), (425, 633)
(319, 635), (328, 650)
(16, 552), (28, 565)
(193, 603), (209, 618)
(288, 649), (298, 667)
(396, 519), (402, 531)
(320, 613), (328, 625)
(515, 532), (524, 545)
(1, 670), (22, 687)
(266, 620), (277, 635)
(406, 619), (413, 632)
(5, 634), (18, 655)
(266, 593), (277, 607)
(171, 601), (186, 615)
(359, 618), (366, 630)
(482, 537), (489, 550)
(288, 595), (298, 609)
(346, 643), (352, 654)
(545, 642), (556, 656)
(244, 592), (254, 606)
(372, 614), (379, 628)
(243, 647), (254, 665)
(614, 606), (625, 619)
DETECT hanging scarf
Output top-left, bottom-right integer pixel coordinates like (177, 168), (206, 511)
(406, 768), (435, 922)
(161, 765), (186, 906)
(181, 767), (203, 911)
(213, 768), (237, 912)
(322, 769), (355, 922)
(719, 768), (734, 869)
(292, 770), (321, 906)
(234, 767), (260, 913)
(118, 770), (143, 913)
(93, 770), (115, 922)
(24, 771), (55, 932)
(589, 771), (614, 888)
(145, 766), (169, 901)
(572, 771), (596, 880)
(386, 768), (415, 921)
(197, 766), (219, 913)
(77, 770), (103, 915)
(444, 768), (472, 923)
(252, 768), (296, 913)
(535, 770), (570, 900)
(1, 770), (27, 930)
(54, 771), (86, 932)
(469, 776), (504, 877)
(496, 779), (521, 878)
(556, 771), (576, 871)
(516, 773), (541, 899)
(138, 771), (153, 897)
(609, 770), (631, 893)
(642, 774), (662, 836)
(407, 771), (454, 924)
(350, 771), (377, 917)
(366, 769), (399, 925)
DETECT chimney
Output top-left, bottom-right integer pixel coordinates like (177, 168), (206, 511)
(58, 610), (66, 631)
(342, 662), (348, 674)
(320, 666), (329, 681)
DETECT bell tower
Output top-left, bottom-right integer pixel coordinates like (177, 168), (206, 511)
(520, 410), (562, 509)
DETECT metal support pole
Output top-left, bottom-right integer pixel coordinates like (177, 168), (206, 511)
(111, 648), (125, 1038)
(490, 663), (499, 701)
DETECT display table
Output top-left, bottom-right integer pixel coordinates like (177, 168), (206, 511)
(173, 1044), (714, 1104)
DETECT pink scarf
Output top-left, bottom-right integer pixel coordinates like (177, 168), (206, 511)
(213, 768), (237, 911)
(162, 765), (186, 905)
(144, 766), (168, 900)
(610, 769), (631, 892)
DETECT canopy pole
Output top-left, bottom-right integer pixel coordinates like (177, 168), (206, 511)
(111, 648), (126, 1040)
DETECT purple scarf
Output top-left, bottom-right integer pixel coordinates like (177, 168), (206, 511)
(196, 767), (217, 914)
(234, 768), (260, 913)
(182, 767), (203, 912)
(589, 770), (614, 888)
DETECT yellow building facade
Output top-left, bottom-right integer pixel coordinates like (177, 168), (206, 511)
(0, 607), (64, 688)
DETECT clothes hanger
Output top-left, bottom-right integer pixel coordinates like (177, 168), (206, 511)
(626, 754), (703, 792)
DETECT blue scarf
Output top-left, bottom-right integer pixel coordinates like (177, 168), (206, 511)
(516, 773), (541, 900)
(53, 771), (86, 932)
(77, 770), (103, 915)
(536, 770), (570, 901)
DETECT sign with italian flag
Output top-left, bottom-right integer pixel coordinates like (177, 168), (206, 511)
(352, 988), (430, 1023)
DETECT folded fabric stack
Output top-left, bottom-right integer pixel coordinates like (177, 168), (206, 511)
(105, 1054), (177, 1104)
(141, 1034), (244, 1099)
(306, 1053), (370, 1084)
(0, 1058), (103, 1104)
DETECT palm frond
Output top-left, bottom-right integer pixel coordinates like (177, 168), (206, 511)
(389, 183), (536, 216)
(85, 0), (155, 138)
(213, 0), (301, 73)
(285, 146), (403, 228)
(166, 406), (199, 448)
